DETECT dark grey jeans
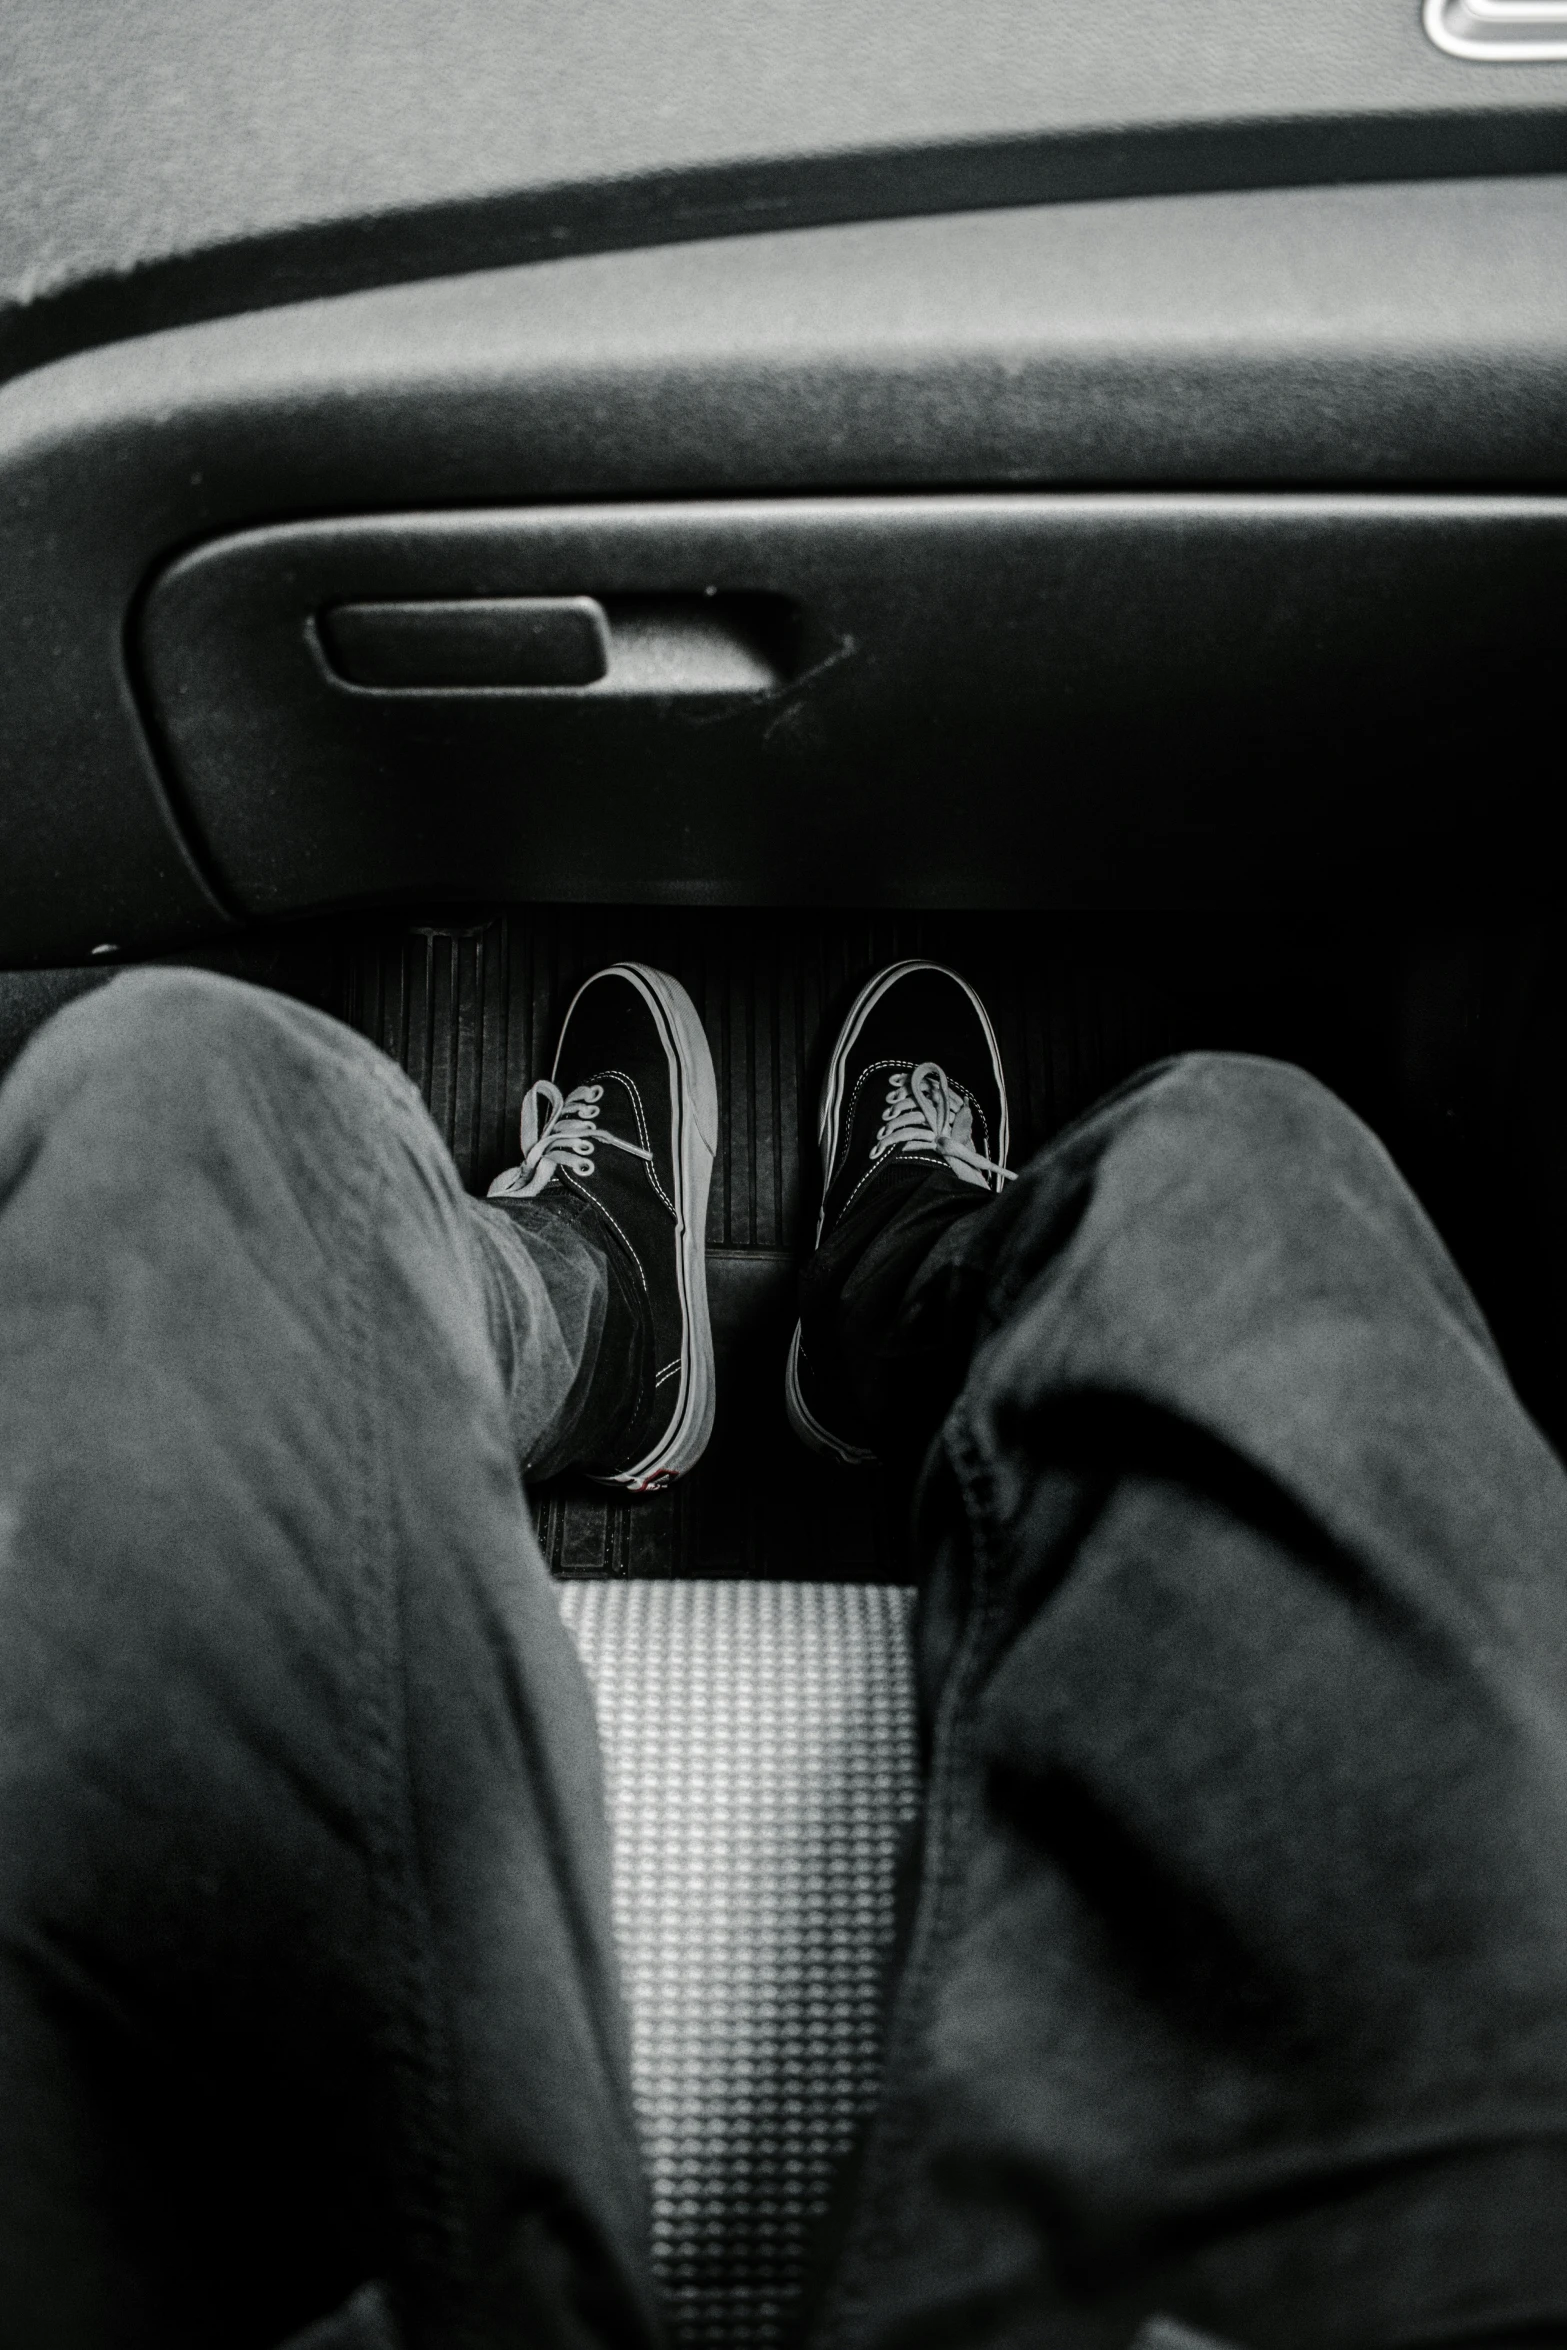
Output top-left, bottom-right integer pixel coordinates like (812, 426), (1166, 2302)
(801, 1054), (1567, 2350)
(0, 970), (639, 2350)
(2, 971), (1565, 2350)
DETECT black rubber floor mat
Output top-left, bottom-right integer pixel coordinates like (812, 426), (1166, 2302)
(315, 904), (1462, 1579)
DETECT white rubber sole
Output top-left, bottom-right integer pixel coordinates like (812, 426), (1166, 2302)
(784, 959), (1010, 1465)
(784, 1322), (877, 1466)
(573, 963), (717, 1491)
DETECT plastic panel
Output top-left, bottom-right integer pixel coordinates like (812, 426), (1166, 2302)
(140, 494), (1567, 915)
(6, 180), (1567, 956)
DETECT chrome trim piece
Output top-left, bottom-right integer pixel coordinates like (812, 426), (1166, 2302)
(1424, 0), (1567, 58)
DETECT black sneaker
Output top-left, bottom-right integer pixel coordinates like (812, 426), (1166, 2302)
(489, 963), (717, 1490)
(786, 959), (1012, 1464)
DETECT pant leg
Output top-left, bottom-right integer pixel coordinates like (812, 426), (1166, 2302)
(0, 969), (657, 2350)
(808, 1053), (1567, 2350)
(471, 1197), (651, 1486)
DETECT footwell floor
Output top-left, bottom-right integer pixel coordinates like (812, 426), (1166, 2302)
(295, 904), (1551, 1577)
(9, 903), (1548, 1573)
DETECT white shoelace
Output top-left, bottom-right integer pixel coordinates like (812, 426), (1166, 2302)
(870, 1061), (1015, 1189)
(489, 1079), (653, 1200)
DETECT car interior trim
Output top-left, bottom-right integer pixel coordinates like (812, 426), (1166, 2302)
(5, 177), (1567, 963)
(1426, 0), (1567, 60)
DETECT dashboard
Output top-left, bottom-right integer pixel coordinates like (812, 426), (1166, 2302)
(4, 1), (1567, 963)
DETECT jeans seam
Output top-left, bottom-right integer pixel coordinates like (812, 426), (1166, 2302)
(816, 1394), (1011, 2347)
(348, 1115), (473, 2317)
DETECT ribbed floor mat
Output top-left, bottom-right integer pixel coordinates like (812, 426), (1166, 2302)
(322, 904), (1423, 1578)
(558, 1580), (918, 2350)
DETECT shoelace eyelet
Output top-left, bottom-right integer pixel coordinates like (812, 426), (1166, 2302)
(866, 1060), (1014, 1189)
(500, 1075), (656, 1199)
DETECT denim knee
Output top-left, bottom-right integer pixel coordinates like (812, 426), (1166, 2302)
(0, 965), (426, 1211)
(991, 1050), (1412, 1275)
(1080, 1048), (1379, 1175)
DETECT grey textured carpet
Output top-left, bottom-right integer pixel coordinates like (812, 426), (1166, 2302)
(559, 1580), (919, 2350)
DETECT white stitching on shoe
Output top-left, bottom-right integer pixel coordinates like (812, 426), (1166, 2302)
(598, 1068), (677, 1218)
(836, 1145), (944, 1224)
(561, 1172), (649, 1296)
(835, 1058), (904, 1181)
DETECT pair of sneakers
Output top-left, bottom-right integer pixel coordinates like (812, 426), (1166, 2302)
(487, 959), (1012, 1490)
